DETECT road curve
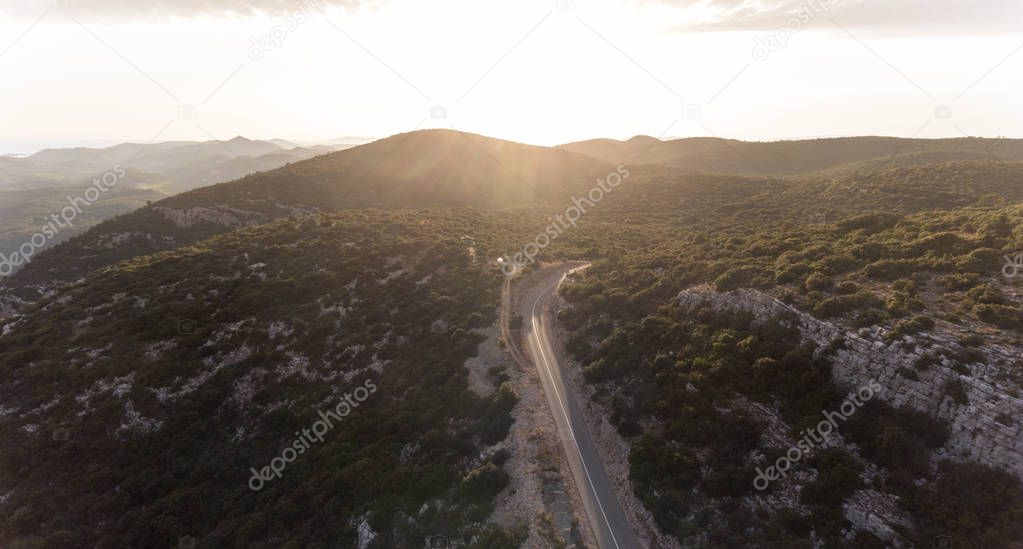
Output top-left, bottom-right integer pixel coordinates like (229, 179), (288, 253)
(518, 265), (641, 549)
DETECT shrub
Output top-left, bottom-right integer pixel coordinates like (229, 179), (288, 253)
(944, 379), (969, 405)
(804, 272), (833, 291)
(714, 266), (764, 291)
(774, 262), (812, 284)
(907, 462), (1023, 547)
(974, 303), (1023, 331)
(914, 353), (940, 370)
(460, 463), (509, 503)
(864, 259), (918, 281)
(897, 367), (919, 380)
(941, 273), (981, 291)
(957, 248), (1003, 273)
(834, 281), (859, 295)
(886, 315), (935, 341)
(800, 448), (864, 509)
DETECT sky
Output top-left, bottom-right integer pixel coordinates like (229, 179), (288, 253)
(0, 0), (1021, 153)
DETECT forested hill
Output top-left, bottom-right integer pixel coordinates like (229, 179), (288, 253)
(559, 135), (1023, 175)
(0, 130), (610, 301)
(0, 210), (526, 547)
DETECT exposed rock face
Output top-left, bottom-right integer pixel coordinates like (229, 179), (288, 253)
(0, 293), (20, 319)
(676, 285), (1023, 481)
(842, 489), (913, 545)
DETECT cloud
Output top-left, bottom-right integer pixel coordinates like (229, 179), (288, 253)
(648, 0), (1023, 34)
(4, 0), (374, 19)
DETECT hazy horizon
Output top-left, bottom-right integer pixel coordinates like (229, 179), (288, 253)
(2, 0), (1021, 152)
(3, 3), (1023, 547)
(0, 135), (376, 156)
(7, 129), (1023, 158)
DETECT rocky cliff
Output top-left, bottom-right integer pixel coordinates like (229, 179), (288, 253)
(676, 284), (1023, 481)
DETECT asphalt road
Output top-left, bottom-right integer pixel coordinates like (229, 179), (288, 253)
(519, 265), (641, 549)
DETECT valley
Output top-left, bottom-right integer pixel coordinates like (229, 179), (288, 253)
(1, 130), (1022, 548)
(5, 2), (1021, 546)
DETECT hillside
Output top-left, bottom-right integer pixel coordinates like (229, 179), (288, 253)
(0, 130), (612, 301)
(0, 138), (350, 275)
(560, 135), (1023, 176)
(0, 137), (340, 194)
(0, 184), (164, 267)
(3, 130), (1023, 547)
(545, 170), (1023, 547)
(0, 210), (525, 548)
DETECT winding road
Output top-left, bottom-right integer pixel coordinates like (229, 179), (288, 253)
(507, 265), (641, 549)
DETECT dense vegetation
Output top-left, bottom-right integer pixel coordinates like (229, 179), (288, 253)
(4, 130), (1023, 547)
(1, 130), (610, 297)
(552, 160), (1023, 546)
(560, 135), (1023, 176)
(0, 210), (525, 547)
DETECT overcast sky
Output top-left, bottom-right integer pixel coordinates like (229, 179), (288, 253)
(1, 0), (1020, 153)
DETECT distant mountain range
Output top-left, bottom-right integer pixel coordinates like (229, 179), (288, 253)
(0, 129), (614, 297)
(559, 135), (1023, 176)
(0, 136), (365, 276)
(0, 136), (360, 193)
(5, 129), (1023, 302)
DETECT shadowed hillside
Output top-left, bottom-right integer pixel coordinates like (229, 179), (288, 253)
(0, 210), (525, 547)
(0, 130), (611, 300)
(560, 135), (1023, 176)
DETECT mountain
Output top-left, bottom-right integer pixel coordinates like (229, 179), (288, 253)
(265, 138), (302, 149)
(5, 137), (338, 194)
(3, 130), (1023, 547)
(0, 138), (347, 282)
(0, 129), (612, 299)
(0, 209), (524, 547)
(322, 136), (377, 147)
(560, 135), (1023, 176)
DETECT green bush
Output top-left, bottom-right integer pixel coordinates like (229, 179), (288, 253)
(907, 462), (1023, 547)
(460, 463), (509, 503)
(886, 315), (935, 341)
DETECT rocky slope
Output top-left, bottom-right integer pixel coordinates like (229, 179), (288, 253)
(676, 285), (1023, 481)
(0, 210), (525, 547)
